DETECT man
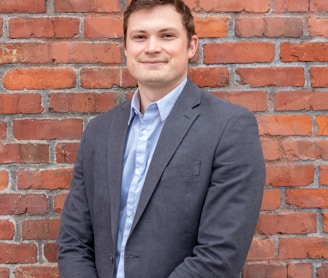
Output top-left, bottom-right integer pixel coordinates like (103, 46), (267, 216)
(56, 0), (265, 277)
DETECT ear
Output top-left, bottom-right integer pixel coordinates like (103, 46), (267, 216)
(187, 35), (199, 59)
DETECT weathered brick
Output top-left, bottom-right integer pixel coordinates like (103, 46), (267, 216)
(246, 237), (275, 260)
(0, 170), (9, 190)
(274, 0), (309, 12)
(308, 17), (328, 37)
(0, 121), (7, 140)
(310, 0), (328, 12)
(13, 119), (83, 140)
(188, 67), (229, 87)
(310, 67), (328, 88)
(243, 263), (287, 278)
(235, 17), (265, 37)
(286, 189), (328, 208)
(257, 115), (312, 136)
(0, 143), (49, 164)
(279, 237), (328, 259)
(0, 19), (3, 37)
(17, 168), (73, 190)
(49, 93), (118, 113)
(80, 67), (121, 89)
(260, 138), (279, 161)
(0, 194), (48, 215)
(0, 219), (15, 240)
(0, 93), (43, 114)
(54, 193), (68, 214)
(0, 0), (46, 13)
(281, 42), (328, 62)
(55, 142), (79, 164)
(84, 15), (123, 38)
(266, 164), (314, 186)
(9, 17), (80, 38)
(317, 264), (328, 278)
(287, 263), (313, 278)
(256, 212), (317, 235)
(204, 42), (274, 64)
(54, 0), (122, 12)
(236, 67), (304, 87)
(321, 165), (328, 185)
(44, 242), (58, 263)
(317, 116), (328, 136)
(16, 266), (59, 278)
(275, 90), (328, 111)
(0, 243), (37, 263)
(322, 212), (328, 232)
(199, 0), (269, 12)
(261, 189), (281, 211)
(22, 218), (60, 240)
(0, 268), (9, 278)
(212, 91), (267, 112)
(194, 16), (229, 38)
(3, 68), (76, 90)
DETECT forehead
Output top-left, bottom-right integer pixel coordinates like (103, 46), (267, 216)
(126, 5), (185, 33)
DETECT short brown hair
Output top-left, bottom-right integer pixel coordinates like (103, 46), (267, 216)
(123, 0), (196, 46)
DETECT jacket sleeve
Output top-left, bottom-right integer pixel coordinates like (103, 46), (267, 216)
(56, 133), (99, 278)
(168, 109), (265, 278)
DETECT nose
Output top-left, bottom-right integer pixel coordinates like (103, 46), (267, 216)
(145, 36), (161, 53)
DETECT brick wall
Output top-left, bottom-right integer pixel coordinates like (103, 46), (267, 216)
(0, 0), (327, 277)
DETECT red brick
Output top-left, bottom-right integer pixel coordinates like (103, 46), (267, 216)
(0, 220), (15, 240)
(243, 263), (287, 278)
(0, 268), (9, 278)
(321, 165), (328, 185)
(0, 194), (47, 215)
(54, 193), (68, 214)
(235, 17), (265, 37)
(257, 115), (312, 136)
(246, 237), (275, 260)
(265, 17), (303, 37)
(122, 67), (138, 88)
(0, 243), (37, 263)
(256, 212), (317, 235)
(308, 17), (328, 37)
(310, 0), (328, 12)
(311, 67), (328, 88)
(266, 164), (314, 186)
(287, 263), (313, 278)
(281, 42), (328, 62)
(9, 17), (79, 38)
(0, 0), (46, 13)
(260, 138), (279, 161)
(274, 0), (309, 12)
(261, 189), (281, 211)
(0, 43), (50, 64)
(286, 189), (328, 208)
(51, 42), (122, 64)
(188, 67), (229, 87)
(84, 15), (123, 38)
(317, 264), (328, 278)
(199, 0), (269, 12)
(317, 116), (328, 136)
(204, 42), (274, 64)
(44, 242), (58, 263)
(0, 143), (49, 164)
(22, 218), (60, 240)
(212, 91), (268, 112)
(275, 90), (328, 111)
(16, 266), (59, 278)
(279, 237), (328, 259)
(3, 68), (76, 90)
(236, 67), (304, 87)
(55, 0), (121, 12)
(194, 16), (229, 38)
(282, 139), (328, 160)
(80, 67), (121, 89)
(0, 93), (43, 114)
(322, 212), (328, 232)
(13, 119), (83, 140)
(0, 170), (9, 190)
(0, 19), (3, 37)
(55, 142), (79, 164)
(17, 168), (73, 190)
(0, 121), (6, 140)
(50, 93), (118, 113)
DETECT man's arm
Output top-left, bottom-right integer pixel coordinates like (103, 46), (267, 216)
(169, 110), (265, 278)
(56, 135), (98, 278)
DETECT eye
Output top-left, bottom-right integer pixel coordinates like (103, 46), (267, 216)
(132, 34), (146, 41)
(162, 33), (175, 39)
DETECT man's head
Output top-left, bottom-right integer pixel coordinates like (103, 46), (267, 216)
(123, 0), (196, 47)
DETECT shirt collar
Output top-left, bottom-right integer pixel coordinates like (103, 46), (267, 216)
(128, 78), (187, 125)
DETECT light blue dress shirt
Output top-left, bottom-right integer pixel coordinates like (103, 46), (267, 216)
(115, 78), (187, 278)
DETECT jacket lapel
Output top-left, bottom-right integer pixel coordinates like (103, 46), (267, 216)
(130, 79), (201, 233)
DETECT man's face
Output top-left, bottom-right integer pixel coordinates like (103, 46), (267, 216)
(125, 4), (198, 93)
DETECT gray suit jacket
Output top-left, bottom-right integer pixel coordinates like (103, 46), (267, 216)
(57, 79), (265, 278)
